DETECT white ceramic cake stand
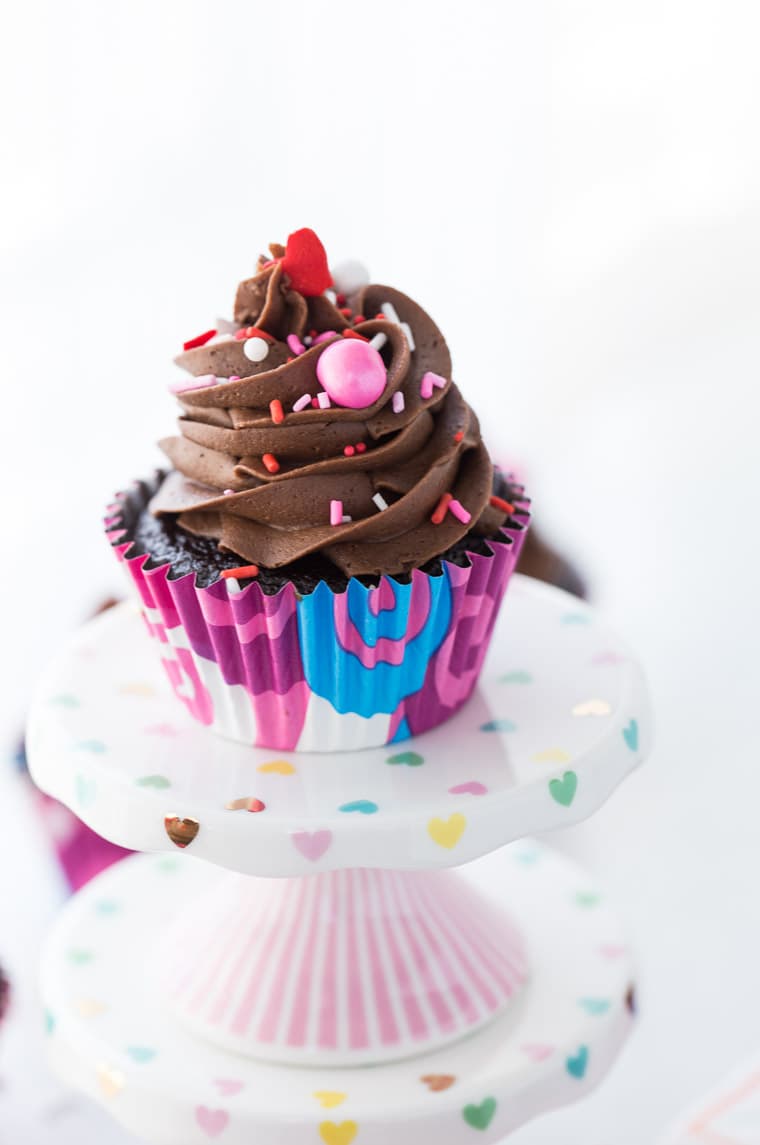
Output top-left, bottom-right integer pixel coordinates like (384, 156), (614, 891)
(28, 575), (652, 1143)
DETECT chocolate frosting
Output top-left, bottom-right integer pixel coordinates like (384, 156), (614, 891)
(153, 251), (509, 577)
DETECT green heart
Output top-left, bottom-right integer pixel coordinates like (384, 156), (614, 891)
(566, 1045), (589, 1078)
(75, 775), (97, 807)
(463, 1097), (497, 1130)
(578, 997), (610, 1016)
(136, 775), (171, 789)
(95, 899), (120, 916)
(575, 891), (600, 908)
(44, 1010), (56, 1035)
(561, 612), (591, 625)
(386, 751), (424, 767)
(549, 771), (578, 807)
(499, 670), (532, 684)
(48, 693), (80, 709)
(126, 1046), (156, 1063)
(156, 857), (179, 873)
(480, 719), (517, 733)
(622, 718), (639, 752)
(73, 739), (106, 754)
(68, 948), (93, 965)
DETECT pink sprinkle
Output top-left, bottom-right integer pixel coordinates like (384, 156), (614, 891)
(424, 370), (447, 390)
(420, 375), (434, 400)
(392, 391), (405, 413)
(313, 330), (337, 345)
(330, 499), (343, 527)
(448, 498), (472, 525)
(344, 445), (356, 456)
(287, 334), (306, 356)
(223, 489), (234, 495)
(229, 375), (240, 382)
(317, 391), (331, 409)
(168, 374), (216, 394)
(293, 393), (312, 412)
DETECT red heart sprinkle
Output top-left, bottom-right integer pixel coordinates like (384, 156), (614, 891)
(281, 228), (332, 297)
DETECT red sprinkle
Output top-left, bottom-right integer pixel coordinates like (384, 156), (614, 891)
(342, 328), (369, 342)
(338, 307), (353, 318)
(490, 495), (516, 514)
(336, 293), (347, 306)
(431, 492), (453, 525)
(222, 565), (259, 579)
(343, 445), (356, 457)
(453, 431), (464, 443)
(355, 442), (367, 453)
(183, 329), (216, 351)
(311, 397), (320, 408)
(374, 312), (386, 320)
(269, 399), (285, 424)
(352, 314), (366, 324)
(262, 453), (280, 474)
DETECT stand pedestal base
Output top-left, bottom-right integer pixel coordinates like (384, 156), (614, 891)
(42, 841), (635, 1144)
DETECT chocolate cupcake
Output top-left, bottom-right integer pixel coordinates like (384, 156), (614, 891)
(107, 229), (530, 750)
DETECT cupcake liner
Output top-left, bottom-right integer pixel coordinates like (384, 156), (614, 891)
(106, 479), (530, 751)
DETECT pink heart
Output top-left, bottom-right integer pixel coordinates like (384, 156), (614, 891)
(291, 830), (332, 862)
(448, 781), (488, 796)
(521, 1043), (554, 1062)
(195, 1106), (229, 1137)
(214, 1080), (244, 1096)
(143, 722), (180, 737)
(591, 651), (625, 665)
(599, 943), (626, 959)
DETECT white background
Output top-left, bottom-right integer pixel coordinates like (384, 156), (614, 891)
(1, 1), (759, 1141)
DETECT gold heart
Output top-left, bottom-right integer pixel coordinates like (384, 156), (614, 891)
(572, 698), (612, 717)
(532, 748), (571, 764)
(319, 1123), (358, 1145)
(427, 814), (466, 849)
(421, 1073), (456, 1092)
(314, 1091), (347, 1109)
(257, 760), (296, 775)
(75, 997), (107, 1018)
(97, 1063), (125, 1098)
(164, 814), (200, 848)
(119, 682), (155, 697)
(225, 796), (266, 812)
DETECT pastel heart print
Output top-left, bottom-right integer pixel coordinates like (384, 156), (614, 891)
(386, 750), (424, 767)
(575, 891), (600, 908)
(73, 739), (106, 753)
(623, 718), (639, 751)
(521, 1043), (554, 1062)
(421, 1074), (456, 1092)
(499, 670), (532, 684)
(532, 747), (571, 764)
(427, 814), (467, 849)
(75, 775), (97, 807)
(164, 814), (200, 848)
(136, 775), (171, 789)
(319, 1122), (358, 1145)
(463, 1097), (497, 1130)
(313, 1091), (347, 1108)
(292, 830), (332, 862)
(225, 797), (266, 813)
(338, 800), (378, 815)
(97, 1064), (125, 1098)
(257, 760), (296, 775)
(126, 1046), (156, 1063)
(561, 612), (591, 625)
(566, 1045), (589, 1079)
(215, 1080), (244, 1097)
(549, 771), (578, 807)
(479, 718), (516, 733)
(572, 698), (612, 717)
(578, 997), (611, 1015)
(448, 781), (488, 796)
(195, 1106), (230, 1137)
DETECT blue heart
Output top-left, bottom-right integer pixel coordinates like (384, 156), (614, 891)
(126, 1046), (156, 1064)
(44, 1010), (55, 1035)
(561, 613), (590, 625)
(499, 670), (532, 684)
(48, 694), (80, 708)
(578, 997), (610, 1015)
(95, 899), (120, 917)
(480, 719), (517, 733)
(566, 1045), (589, 1078)
(339, 800), (379, 815)
(73, 739), (107, 754)
(622, 719), (639, 752)
(75, 775), (97, 807)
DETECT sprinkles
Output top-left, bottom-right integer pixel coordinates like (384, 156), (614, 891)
(286, 334), (306, 356)
(431, 493), (453, 524)
(183, 329), (216, 351)
(262, 453), (280, 474)
(317, 391), (331, 409)
(222, 565), (259, 580)
(453, 431), (464, 442)
(448, 499), (471, 525)
(342, 328), (369, 342)
(372, 492), (389, 511)
(243, 337), (270, 363)
(168, 374), (216, 394)
(392, 391), (405, 413)
(420, 374), (434, 400)
(369, 332), (388, 352)
(490, 495), (516, 514)
(381, 302), (416, 350)
(269, 399), (285, 424)
(330, 499), (343, 527)
(293, 393), (312, 412)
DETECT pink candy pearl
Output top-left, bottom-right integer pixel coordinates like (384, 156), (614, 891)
(316, 339), (387, 409)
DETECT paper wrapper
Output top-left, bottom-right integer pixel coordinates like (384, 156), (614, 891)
(105, 479), (530, 751)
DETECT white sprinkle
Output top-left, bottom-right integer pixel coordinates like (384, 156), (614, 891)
(341, 514), (353, 524)
(401, 321), (416, 351)
(392, 391), (405, 413)
(168, 374), (217, 394)
(381, 301), (401, 324)
(317, 391), (331, 409)
(293, 393), (312, 412)
(324, 289), (337, 305)
(372, 492), (389, 512)
(303, 335), (313, 346)
(243, 336), (270, 363)
(223, 489), (234, 496)
(369, 332), (388, 352)
(225, 577), (242, 594)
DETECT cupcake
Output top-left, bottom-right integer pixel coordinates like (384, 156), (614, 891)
(107, 228), (530, 750)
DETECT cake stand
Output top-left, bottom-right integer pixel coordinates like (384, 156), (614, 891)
(28, 574), (651, 1143)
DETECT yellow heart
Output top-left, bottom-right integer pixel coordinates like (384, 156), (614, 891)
(532, 748), (571, 764)
(257, 760), (296, 775)
(319, 1123), (358, 1145)
(314, 1091), (347, 1109)
(97, 1063), (125, 1098)
(75, 997), (107, 1018)
(571, 698), (612, 717)
(119, 682), (155, 697)
(427, 814), (466, 849)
